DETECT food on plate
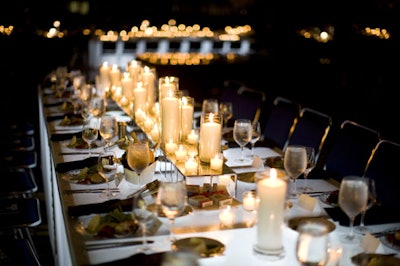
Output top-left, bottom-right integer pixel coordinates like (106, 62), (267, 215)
(385, 229), (400, 248)
(66, 165), (106, 184)
(67, 135), (99, 149)
(85, 208), (138, 238)
(325, 190), (339, 205)
(264, 156), (284, 169)
(351, 252), (400, 266)
(59, 115), (83, 126)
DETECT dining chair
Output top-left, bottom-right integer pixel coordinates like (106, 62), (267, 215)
(261, 96), (301, 153)
(219, 79), (266, 127)
(284, 107), (332, 167)
(320, 120), (381, 183)
(363, 139), (400, 210)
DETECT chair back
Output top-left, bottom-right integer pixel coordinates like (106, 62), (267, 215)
(364, 139), (400, 210)
(262, 96), (301, 152)
(219, 80), (266, 126)
(323, 120), (381, 183)
(284, 107), (332, 166)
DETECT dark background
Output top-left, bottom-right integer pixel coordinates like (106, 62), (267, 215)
(1, 0), (399, 143)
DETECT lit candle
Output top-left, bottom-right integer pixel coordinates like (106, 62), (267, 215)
(199, 113), (222, 163)
(165, 140), (177, 154)
(150, 124), (160, 142)
(242, 190), (258, 211)
(187, 129), (199, 144)
(180, 96), (194, 140)
(143, 118), (154, 133)
(121, 72), (134, 102)
(219, 205), (235, 228)
(109, 64), (121, 87)
(210, 153), (224, 171)
(175, 145), (187, 161)
(141, 66), (156, 106)
(161, 90), (181, 144)
(255, 168), (287, 253)
(133, 82), (147, 113)
(185, 157), (198, 174)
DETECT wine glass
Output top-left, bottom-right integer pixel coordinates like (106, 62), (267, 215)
(248, 121), (261, 158)
(355, 177), (377, 234)
(126, 141), (151, 185)
(132, 192), (157, 253)
(81, 118), (99, 158)
(284, 145), (307, 199)
(97, 151), (119, 199)
(157, 180), (187, 242)
(201, 98), (219, 114)
(298, 146), (316, 192)
(89, 95), (106, 119)
(296, 222), (330, 266)
(219, 101), (233, 128)
(233, 119), (252, 164)
(338, 176), (368, 244)
(99, 115), (118, 151)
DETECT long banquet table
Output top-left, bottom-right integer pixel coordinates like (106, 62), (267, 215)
(38, 87), (400, 266)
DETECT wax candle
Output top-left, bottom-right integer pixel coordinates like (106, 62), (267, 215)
(242, 190), (258, 211)
(133, 82), (147, 113)
(199, 113), (222, 163)
(219, 205), (235, 228)
(210, 153), (224, 171)
(141, 66), (156, 106)
(175, 145), (187, 161)
(109, 64), (121, 87)
(161, 90), (181, 144)
(256, 168), (287, 253)
(150, 124), (160, 142)
(121, 72), (134, 102)
(185, 157), (198, 174)
(165, 140), (177, 154)
(187, 129), (199, 144)
(180, 96), (194, 140)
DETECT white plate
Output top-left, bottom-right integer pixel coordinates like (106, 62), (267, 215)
(105, 111), (132, 122)
(61, 169), (112, 185)
(223, 147), (281, 168)
(61, 138), (105, 150)
(51, 118), (84, 131)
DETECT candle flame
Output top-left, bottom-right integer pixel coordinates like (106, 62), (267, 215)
(209, 112), (214, 122)
(182, 96), (188, 105)
(270, 168), (277, 180)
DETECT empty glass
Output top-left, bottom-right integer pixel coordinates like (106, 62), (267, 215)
(202, 98), (219, 114)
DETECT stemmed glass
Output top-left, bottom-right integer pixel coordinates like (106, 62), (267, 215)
(219, 101), (233, 128)
(355, 177), (377, 234)
(284, 145), (307, 199)
(201, 98), (219, 114)
(233, 119), (252, 164)
(248, 121), (261, 157)
(81, 117), (99, 158)
(298, 146), (316, 192)
(97, 151), (119, 199)
(89, 95), (106, 119)
(338, 176), (368, 244)
(157, 180), (187, 242)
(126, 141), (151, 186)
(99, 115), (118, 151)
(132, 192), (157, 253)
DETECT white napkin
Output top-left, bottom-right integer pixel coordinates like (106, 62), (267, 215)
(124, 161), (157, 185)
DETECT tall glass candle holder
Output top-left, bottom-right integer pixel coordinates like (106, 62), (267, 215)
(199, 113), (222, 163)
(180, 96), (194, 143)
(253, 168), (287, 260)
(159, 76), (179, 101)
(161, 90), (182, 150)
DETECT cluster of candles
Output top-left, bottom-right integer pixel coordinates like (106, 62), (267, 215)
(97, 59), (225, 174)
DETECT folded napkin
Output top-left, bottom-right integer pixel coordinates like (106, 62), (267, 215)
(325, 205), (400, 226)
(90, 252), (166, 266)
(50, 131), (82, 142)
(56, 157), (98, 173)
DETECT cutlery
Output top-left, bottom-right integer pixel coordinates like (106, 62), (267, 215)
(371, 227), (400, 238)
(64, 188), (120, 194)
(86, 240), (154, 251)
(126, 179), (160, 199)
(58, 152), (101, 156)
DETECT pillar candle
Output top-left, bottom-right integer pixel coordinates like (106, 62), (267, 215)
(141, 66), (156, 107)
(150, 124), (160, 142)
(161, 90), (181, 145)
(256, 168), (287, 251)
(121, 72), (134, 102)
(109, 64), (121, 87)
(180, 96), (194, 141)
(133, 82), (147, 114)
(199, 113), (222, 163)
